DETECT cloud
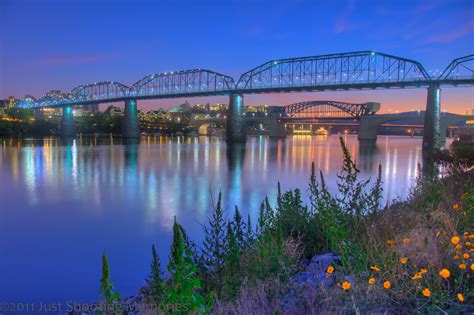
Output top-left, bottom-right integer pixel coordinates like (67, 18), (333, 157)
(334, 0), (358, 34)
(425, 19), (474, 43)
(39, 53), (119, 65)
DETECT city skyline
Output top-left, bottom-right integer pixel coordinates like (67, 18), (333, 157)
(1, 0), (473, 113)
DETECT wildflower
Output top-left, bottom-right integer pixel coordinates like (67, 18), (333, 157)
(459, 263), (466, 270)
(471, 264), (474, 271)
(412, 273), (423, 280)
(403, 238), (411, 245)
(456, 244), (463, 250)
(383, 281), (391, 289)
(454, 255), (460, 260)
(370, 266), (380, 272)
(466, 242), (472, 246)
(400, 257), (408, 264)
(463, 253), (469, 259)
(422, 288), (431, 297)
(451, 236), (460, 245)
(436, 231), (441, 237)
(439, 269), (450, 279)
(387, 240), (394, 246)
(342, 281), (351, 291)
(326, 265), (334, 275)
(453, 203), (459, 210)
(470, 248), (474, 253)
(457, 293), (464, 302)
(368, 277), (375, 284)
(420, 268), (428, 274)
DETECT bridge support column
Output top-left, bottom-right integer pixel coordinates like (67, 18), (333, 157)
(226, 93), (246, 143)
(60, 106), (76, 138)
(268, 118), (287, 138)
(422, 85), (441, 158)
(122, 99), (140, 139)
(34, 108), (44, 121)
(358, 116), (378, 142)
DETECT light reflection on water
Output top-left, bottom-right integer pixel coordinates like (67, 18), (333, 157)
(0, 135), (425, 305)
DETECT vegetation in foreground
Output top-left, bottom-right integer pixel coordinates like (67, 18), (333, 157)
(99, 138), (473, 314)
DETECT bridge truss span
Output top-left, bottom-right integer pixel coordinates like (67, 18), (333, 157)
(236, 51), (430, 93)
(70, 81), (131, 104)
(438, 54), (474, 85)
(283, 100), (380, 119)
(130, 69), (235, 99)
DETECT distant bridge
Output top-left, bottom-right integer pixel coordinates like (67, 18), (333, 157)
(282, 100), (380, 119)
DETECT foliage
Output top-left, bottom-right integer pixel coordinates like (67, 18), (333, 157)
(165, 217), (210, 314)
(146, 244), (163, 304)
(201, 192), (226, 292)
(99, 250), (120, 304)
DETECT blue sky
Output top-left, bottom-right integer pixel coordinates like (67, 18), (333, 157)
(1, 0), (473, 113)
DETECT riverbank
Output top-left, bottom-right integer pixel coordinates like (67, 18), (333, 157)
(91, 139), (472, 314)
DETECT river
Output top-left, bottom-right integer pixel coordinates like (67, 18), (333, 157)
(0, 135), (435, 306)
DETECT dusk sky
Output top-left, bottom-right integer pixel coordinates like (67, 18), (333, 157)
(1, 0), (473, 113)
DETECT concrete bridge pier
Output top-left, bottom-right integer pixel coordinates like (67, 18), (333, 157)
(60, 106), (77, 138)
(122, 99), (140, 138)
(226, 93), (246, 143)
(422, 85), (441, 158)
(357, 116), (378, 142)
(268, 118), (287, 138)
(34, 108), (45, 121)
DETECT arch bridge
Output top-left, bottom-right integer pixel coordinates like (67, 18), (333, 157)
(282, 100), (380, 119)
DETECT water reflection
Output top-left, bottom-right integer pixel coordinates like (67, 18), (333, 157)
(0, 135), (425, 305)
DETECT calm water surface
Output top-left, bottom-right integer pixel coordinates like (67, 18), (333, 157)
(0, 135), (429, 305)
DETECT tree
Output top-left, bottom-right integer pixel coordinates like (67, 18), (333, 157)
(99, 250), (120, 304)
(201, 192), (226, 290)
(146, 244), (163, 304)
(222, 221), (241, 299)
(231, 206), (245, 251)
(165, 217), (208, 313)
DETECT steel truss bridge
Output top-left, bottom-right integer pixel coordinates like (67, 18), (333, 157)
(20, 51), (474, 108)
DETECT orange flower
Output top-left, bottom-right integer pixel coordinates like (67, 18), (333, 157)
(368, 277), (375, 284)
(454, 255), (460, 260)
(412, 273), (423, 280)
(400, 257), (408, 264)
(387, 240), (395, 246)
(456, 244), (463, 250)
(370, 266), (380, 272)
(439, 269), (450, 279)
(420, 268), (428, 274)
(383, 281), (391, 289)
(453, 203), (459, 210)
(457, 293), (464, 302)
(436, 231), (441, 237)
(326, 265), (334, 275)
(422, 288), (431, 297)
(342, 281), (351, 291)
(451, 236), (460, 245)
(466, 242), (472, 246)
(471, 264), (474, 271)
(403, 238), (411, 245)
(463, 253), (469, 259)
(459, 263), (466, 270)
